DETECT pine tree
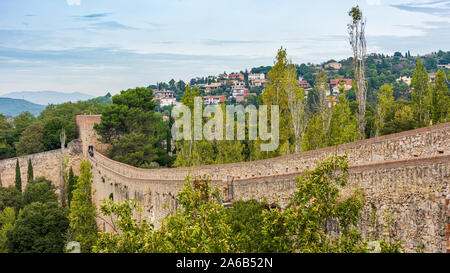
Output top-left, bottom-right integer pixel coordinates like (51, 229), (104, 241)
(27, 158), (33, 183)
(14, 159), (21, 193)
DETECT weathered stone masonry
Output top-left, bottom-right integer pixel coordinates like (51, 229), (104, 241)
(75, 115), (450, 253)
(0, 115), (449, 252)
(0, 140), (83, 194)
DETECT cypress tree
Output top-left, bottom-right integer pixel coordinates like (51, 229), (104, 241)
(15, 159), (22, 192)
(27, 158), (34, 183)
(69, 160), (98, 252)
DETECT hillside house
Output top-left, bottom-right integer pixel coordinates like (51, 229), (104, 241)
(330, 79), (352, 91)
(396, 76), (412, 86)
(229, 73), (245, 81)
(324, 62), (342, 70)
(204, 95), (227, 105)
(250, 79), (267, 87)
(205, 82), (222, 93)
(153, 89), (174, 98)
(248, 73), (265, 80)
(299, 80), (311, 89)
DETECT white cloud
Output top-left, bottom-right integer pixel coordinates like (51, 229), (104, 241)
(367, 0), (381, 5)
(66, 0), (81, 6)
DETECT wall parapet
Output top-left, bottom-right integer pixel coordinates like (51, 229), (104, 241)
(0, 140), (83, 190)
(87, 121), (450, 182)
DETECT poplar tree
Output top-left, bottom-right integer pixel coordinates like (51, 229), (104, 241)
(431, 70), (449, 124)
(328, 87), (359, 146)
(348, 5), (368, 139)
(284, 62), (307, 153)
(411, 59), (431, 127)
(259, 47), (290, 157)
(375, 84), (394, 137)
(14, 159), (21, 193)
(174, 86), (206, 167)
(314, 71), (332, 136)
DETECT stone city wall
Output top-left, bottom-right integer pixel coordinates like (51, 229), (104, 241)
(76, 114), (449, 252)
(77, 114), (449, 182)
(90, 151), (449, 253)
(1, 115), (448, 252)
(0, 140), (83, 192)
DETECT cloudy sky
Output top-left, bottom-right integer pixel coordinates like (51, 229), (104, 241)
(0, 0), (449, 96)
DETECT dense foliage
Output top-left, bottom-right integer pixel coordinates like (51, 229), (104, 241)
(68, 160), (98, 252)
(95, 88), (174, 168)
(6, 202), (69, 253)
(0, 94), (111, 159)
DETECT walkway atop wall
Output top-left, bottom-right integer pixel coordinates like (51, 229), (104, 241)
(82, 119), (450, 182)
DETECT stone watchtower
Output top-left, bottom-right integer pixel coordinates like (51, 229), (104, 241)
(75, 115), (106, 156)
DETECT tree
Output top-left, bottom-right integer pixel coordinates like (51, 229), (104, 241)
(95, 87), (163, 168)
(94, 175), (233, 253)
(328, 92), (359, 146)
(314, 71), (332, 137)
(6, 202), (69, 253)
(284, 156), (365, 252)
(382, 103), (416, 135)
(431, 70), (449, 124)
(284, 62), (307, 153)
(424, 57), (437, 71)
(375, 84), (394, 137)
(42, 117), (76, 150)
(173, 85), (205, 167)
(0, 207), (16, 253)
(169, 79), (176, 90)
(68, 160), (98, 253)
(226, 200), (267, 252)
(411, 59), (431, 127)
(66, 167), (77, 206)
(304, 113), (327, 151)
(13, 112), (36, 141)
(0, 186), (23, 213)
(93, 199), (154, 253)
(259, 47), (291, 157)
(26, 158), (33, 183)
(15, 122), (45, 156)
(215, 140), (245, 164)
(14, 159), (21, 193)
(348, 5), (368, 139)
(304, 88), (358, 151)
(109, 133), (158, 167)
(23, 181), (58, 206)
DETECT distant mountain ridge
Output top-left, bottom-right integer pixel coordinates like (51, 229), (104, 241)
(0, 98), (45, 116)
(1, 91), (94, 105)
